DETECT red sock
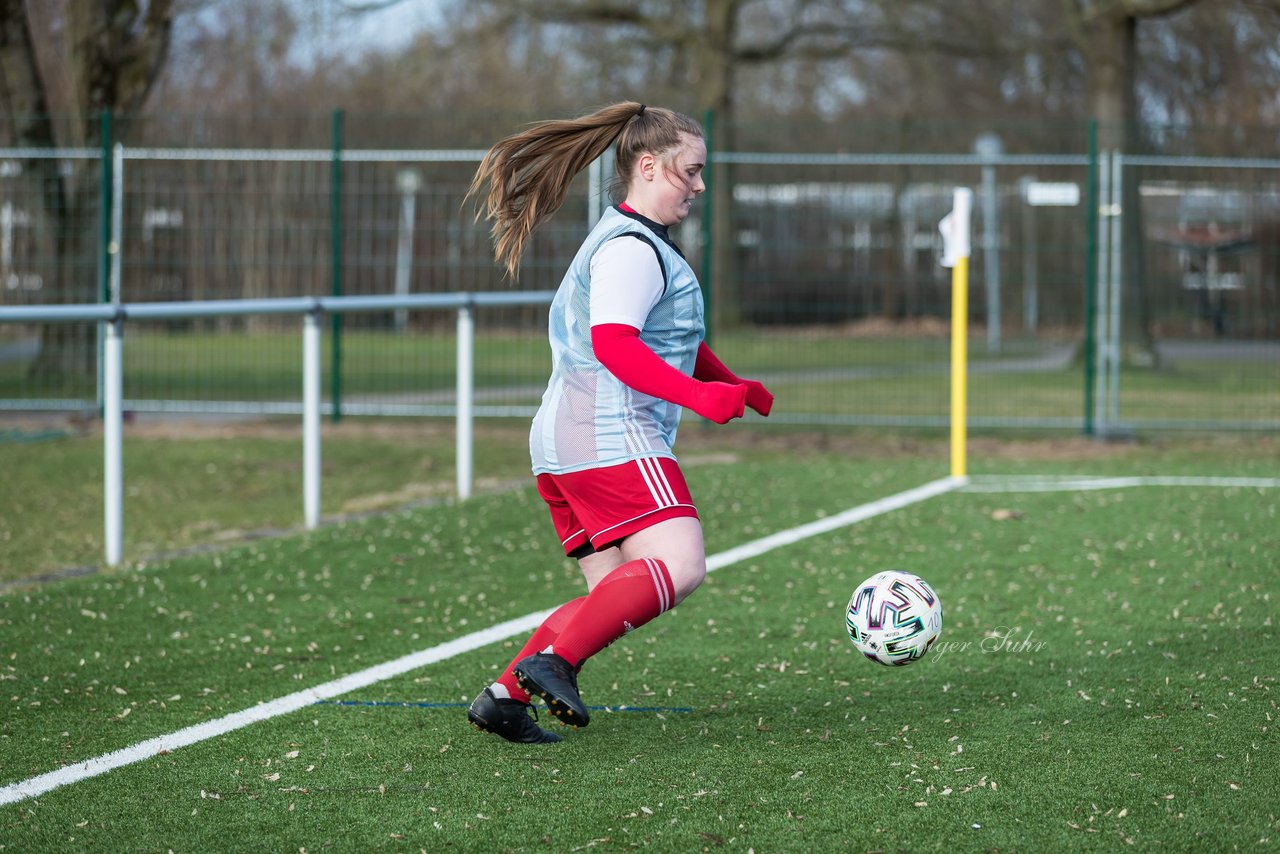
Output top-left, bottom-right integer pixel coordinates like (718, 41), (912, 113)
(494, 596), (585, 703)
(550, 558), (675, 669)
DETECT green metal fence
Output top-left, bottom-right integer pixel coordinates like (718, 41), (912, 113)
(0, 113), (1276, 433)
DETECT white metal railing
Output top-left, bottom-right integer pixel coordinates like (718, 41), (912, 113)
(0, 292), (554, 567)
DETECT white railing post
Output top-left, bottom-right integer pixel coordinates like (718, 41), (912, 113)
(0, 292), (561, 551)
(303, 308), (322, 528)
(456, 303), (474, 500)
(103, 316), (123, 566)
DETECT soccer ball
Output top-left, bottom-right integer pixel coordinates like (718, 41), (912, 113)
(845, 570), (943, 666)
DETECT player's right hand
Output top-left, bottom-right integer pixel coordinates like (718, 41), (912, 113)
(690, 381), (748, 424)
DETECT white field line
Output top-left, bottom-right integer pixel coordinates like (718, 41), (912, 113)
(706, 475), (965, 571)
(962, 474), (1280, 493)
(0, 475), (965, 807)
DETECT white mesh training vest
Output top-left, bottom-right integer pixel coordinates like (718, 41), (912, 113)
(530, 207), (705, 475)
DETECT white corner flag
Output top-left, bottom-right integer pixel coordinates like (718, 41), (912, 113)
(939, 188), (973, 268)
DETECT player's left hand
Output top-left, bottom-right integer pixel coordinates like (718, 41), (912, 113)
(742, 379), (774, 417)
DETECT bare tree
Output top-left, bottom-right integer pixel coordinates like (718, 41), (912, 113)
(0, 0), (174, 377)
(1061, 0), (1200, 147)
(1137, 1), (1280, 128)
(1060, 0), (1203, 361)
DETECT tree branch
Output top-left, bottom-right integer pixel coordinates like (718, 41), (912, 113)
(1082, 0), (1202, 23)
(507, 0), (700, 51)
(736, 24), (1017, 64)
(335, 0), (410, 11)
(1121, 0), (1201, 15)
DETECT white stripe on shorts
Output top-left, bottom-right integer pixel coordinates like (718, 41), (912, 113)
(636, 457), (677, 507)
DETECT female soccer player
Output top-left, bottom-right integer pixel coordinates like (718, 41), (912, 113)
(465, 102), (773, 743)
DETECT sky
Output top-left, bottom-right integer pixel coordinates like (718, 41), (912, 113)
(313, 0), (446, 58)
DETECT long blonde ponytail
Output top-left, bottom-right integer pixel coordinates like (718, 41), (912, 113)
(467, 101), (702, 278)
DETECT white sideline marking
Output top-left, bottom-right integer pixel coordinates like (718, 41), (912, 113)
(707, 475), (965, 571)
(0, 475), (963, 806)
(962, 474), (1280, 493)
(0, 611), (555, 807)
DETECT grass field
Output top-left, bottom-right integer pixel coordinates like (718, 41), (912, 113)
(0, 420), (536, 582)
(1, 428), (1276, 851)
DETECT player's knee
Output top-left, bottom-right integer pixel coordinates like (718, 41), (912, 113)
(668, 557), (706, 605)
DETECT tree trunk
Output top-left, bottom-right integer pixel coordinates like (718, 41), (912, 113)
(0, 1), (174, 383)
(0, 1), (91, 378)
(1088, 12), (1159, 366)
(30, 172), (101, 378)
(700, 0), (741, 333)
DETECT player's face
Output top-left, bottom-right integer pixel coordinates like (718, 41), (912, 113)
(633, 134), (706, 226)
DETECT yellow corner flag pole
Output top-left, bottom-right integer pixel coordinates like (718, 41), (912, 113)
(939, 188), (972, 480)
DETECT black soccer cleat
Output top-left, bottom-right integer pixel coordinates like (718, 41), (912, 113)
(513, 652), (590, 727)
(467, 687), (562, 744)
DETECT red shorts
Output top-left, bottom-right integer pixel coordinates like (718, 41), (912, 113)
(536, 457), (699, 557)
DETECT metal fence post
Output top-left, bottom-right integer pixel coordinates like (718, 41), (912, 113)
(111, 143), (124, 303)
(104, 315), (123, 566)
(1019, 175), (1038, 337)
(329, 109), (344, 423)
(700, 106), (715, 343)
(1107, 151), (1123, 429)
(587, 149), (614, 229)
(1083, 121), (1098, 436)
(303, 308), (322, 528)
(393, 170), (420, 333)
(97, 111), (112, 416)
(98, 111), (113, 304)
(456, 303), (474, 500)
(1093, 149), (1112, 436)
(975, 133), (1003, 354)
